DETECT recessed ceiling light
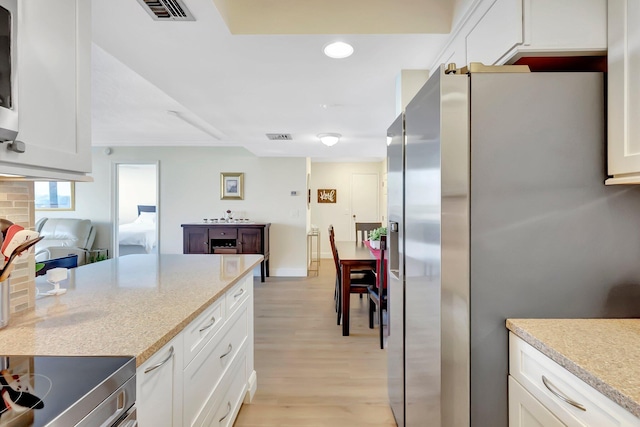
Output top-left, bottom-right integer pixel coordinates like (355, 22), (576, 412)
(323, 42), (354, 59)
(318, 133), (341, 146)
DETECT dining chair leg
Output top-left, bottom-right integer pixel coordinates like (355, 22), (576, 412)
(379, 302), (384, 349)
(368, 298), (375, 329)
(336, 283), (342, 325)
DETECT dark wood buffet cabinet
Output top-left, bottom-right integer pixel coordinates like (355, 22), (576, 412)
(181, 223), (270, 282)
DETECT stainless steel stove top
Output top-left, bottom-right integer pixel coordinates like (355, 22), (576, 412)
(0, 355), (135, 427)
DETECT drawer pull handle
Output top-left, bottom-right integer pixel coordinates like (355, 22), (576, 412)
(219, 402), (231, 423)
(234, 289), (245, 298)
(199, 316), (217, 332)
(220, 343), (233, 359)
(144, 346), (174, 374)
(542, 375), (586, 411)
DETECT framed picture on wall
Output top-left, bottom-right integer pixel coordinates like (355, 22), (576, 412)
(35, 181), (75, 210)
(317, 189), (337, 203)
(221, 172), (244, 200)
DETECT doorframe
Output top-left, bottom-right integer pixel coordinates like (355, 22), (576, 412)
(112, 161), (160, 257)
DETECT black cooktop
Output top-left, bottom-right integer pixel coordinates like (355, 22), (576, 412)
(0, 355), (135, 427)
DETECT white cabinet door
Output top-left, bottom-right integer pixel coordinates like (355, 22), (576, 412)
(0, 0), (91, 177)
(510, 376), (566, 427)
(606, 0), (640, 184)
(466, 0), (523, 66)
(137, 337), (184, 427)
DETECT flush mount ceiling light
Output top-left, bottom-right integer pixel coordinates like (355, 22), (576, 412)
(323, 42), (354, 59)
(318, 133), (341, 146)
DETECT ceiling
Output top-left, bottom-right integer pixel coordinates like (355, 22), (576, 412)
(91, 0), (453, 161)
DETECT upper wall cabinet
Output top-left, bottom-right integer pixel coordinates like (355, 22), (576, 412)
(0, 0), (91, 180)
(606, 1), (640, 185)
(431, 0), (607, 73)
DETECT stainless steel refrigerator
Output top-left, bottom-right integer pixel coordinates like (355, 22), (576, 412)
(386, 64), (640, 427)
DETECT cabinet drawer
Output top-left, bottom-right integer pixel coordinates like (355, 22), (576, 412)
(509, 375), (566, 426)
(183, 307), (249, 426)
(226, 274), (251, 317)
(210, 228), (237, 239)
(183, 297), (226, 368)
(509, 333), (640, 426)
(213, 355), (249, 427)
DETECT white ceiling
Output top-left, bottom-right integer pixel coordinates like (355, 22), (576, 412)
(91, 0), (452, 161)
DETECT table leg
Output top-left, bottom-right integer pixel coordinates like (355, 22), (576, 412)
(342, 264), (351, 336)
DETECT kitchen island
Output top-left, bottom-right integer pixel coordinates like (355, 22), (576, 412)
(0, 253), (262, 426)
(507, 318), (640, 426)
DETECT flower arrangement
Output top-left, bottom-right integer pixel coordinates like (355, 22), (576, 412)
(368, 226), (387, 249)
(369, 226), (387, 241)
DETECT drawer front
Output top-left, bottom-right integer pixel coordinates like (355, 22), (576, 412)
(214, 248), (238, 254)
(509, 375), (566, 427)
(226, 274), (252, 318)
(183, 297), (226, 368)
(214, 355), (249, 427)
(183, 307), (249, 426)
(210, 228), (237, 239)
(509, 333), (640, 427)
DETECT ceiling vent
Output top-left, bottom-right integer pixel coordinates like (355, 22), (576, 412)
(266, 133), (293, 141)
(136, 0), (195, 21)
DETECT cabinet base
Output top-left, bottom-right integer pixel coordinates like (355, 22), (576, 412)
(245, 370), (257, 403)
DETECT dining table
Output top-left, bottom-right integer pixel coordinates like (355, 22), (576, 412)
(334, 240), (377, 336)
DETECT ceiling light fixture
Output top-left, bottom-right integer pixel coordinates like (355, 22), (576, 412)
(323, 42), (354, 59)
(318, 133), (341, 147)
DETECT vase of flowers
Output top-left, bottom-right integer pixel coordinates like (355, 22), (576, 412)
(368, 226), (387, 250)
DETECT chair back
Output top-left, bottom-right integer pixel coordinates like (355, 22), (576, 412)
(355, 222), (382, 242)
(378, 235), (387, 291)
(328, 225), (341, 271)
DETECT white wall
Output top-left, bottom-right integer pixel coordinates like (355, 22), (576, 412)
(37, 146), (308, 277)
(310, 161), (385, 258)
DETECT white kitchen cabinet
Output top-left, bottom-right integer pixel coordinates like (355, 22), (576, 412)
(509, 376), (565, 427)
(509, 333), (640, 426)
(0, 0), (91, 180)
(465, 0), (523, 66)
(432, 0), (606, 74)
(606, 1), (640, 184)
(137, 271), (256, 427)
(137, 336), (184, 427)
(183, 305), (249, 426)
(183, 297), (226, 367)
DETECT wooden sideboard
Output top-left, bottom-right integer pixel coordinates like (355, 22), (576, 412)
(181, 223), (270, 282)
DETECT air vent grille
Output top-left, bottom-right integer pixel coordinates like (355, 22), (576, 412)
(136, 0), (195, 21)
(266, 133), (293, 141)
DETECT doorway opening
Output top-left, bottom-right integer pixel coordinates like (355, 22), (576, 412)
(114, 163), (159, 257)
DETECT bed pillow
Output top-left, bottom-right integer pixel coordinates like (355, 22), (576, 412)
(134, 211), (156, 224)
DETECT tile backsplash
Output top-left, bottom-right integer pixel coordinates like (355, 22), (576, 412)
(0, 181), (35, 313)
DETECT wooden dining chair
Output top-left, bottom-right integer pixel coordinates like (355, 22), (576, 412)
(368, 235), (387, 349)
(328, 225), (375, 325)
(355, 222), (382, 243)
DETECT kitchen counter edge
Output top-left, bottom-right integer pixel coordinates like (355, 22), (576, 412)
(506, 318), (640, 418)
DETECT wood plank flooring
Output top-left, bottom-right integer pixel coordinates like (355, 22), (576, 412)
(234, 260), (397, 427)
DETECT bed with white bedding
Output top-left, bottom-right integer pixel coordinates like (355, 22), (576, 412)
(118, 205), (157, 255)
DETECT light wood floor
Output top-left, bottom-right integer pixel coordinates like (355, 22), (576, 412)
(234, 260), (397, 427)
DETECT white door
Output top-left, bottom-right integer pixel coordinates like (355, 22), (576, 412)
(351, 173), (379, 240)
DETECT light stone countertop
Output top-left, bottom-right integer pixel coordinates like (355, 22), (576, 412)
(507, 318), (640, 418)
(0, 254), (262, 367)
